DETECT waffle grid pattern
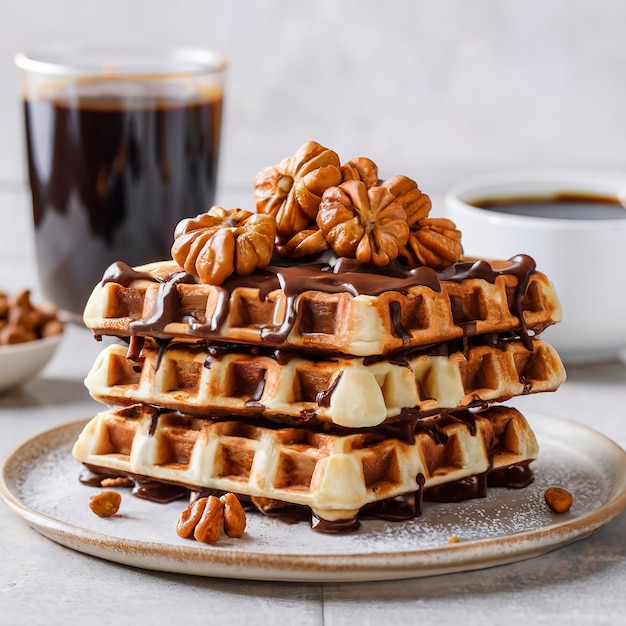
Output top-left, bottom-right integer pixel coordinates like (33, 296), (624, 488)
(72, 404), (539, 521)
(85, 338), (565, 428)
(83, 261), (562, 356)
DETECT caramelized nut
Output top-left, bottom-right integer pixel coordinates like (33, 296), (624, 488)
(171, 207), (276, 285)
(176, 497), (208, 538)
(0, 288), (64, 345)
(40, 319), (65, 338)
(220, 493), (247, 538)
(89, 491), (122, 517)
(176, 496), (224, 543)
(382, 175), (432, 224)
(317, 180), (409, 266)
(340, 157), (379, 187)
(275, 228), (328, 258)
(544, 487), (573, 513)
(380, 175), (463, 269)
(0, 324), (37, 345)
(193, 495), (224, 544)
(255, 141), (342, 238)
(400, 217), (464, 270)
(176, 493), (247, 543)
(100, 477), (134, 488)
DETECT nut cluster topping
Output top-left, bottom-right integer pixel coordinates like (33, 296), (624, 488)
(254, 141), (343, 239)
(171, 141), (464, 285)
(171, 207), (276, 285)
(254, 141), (463, 268)
(176, 493), (246, 544)
(382, 175), (463, 270)
(340, 157), (379, 187)
(317, 180), (409, 266)
(0, 289), (64, 345)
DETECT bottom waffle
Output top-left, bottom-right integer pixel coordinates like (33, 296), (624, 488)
(72, 404), (539, 525)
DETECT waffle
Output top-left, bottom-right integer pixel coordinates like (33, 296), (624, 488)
(72, 404), (539, 523)
(82, 256), (562, 357)
(85, 338), (565, 428)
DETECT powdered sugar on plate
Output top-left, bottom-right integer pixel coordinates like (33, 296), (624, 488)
(1, 412), (625, 581)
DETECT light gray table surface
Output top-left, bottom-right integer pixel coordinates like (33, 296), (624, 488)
(0, 184), (625, 626)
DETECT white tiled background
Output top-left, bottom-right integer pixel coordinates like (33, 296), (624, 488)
(1, 0), (626, 204)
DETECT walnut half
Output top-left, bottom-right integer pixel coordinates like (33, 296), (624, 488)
(176, 494), (247, 543)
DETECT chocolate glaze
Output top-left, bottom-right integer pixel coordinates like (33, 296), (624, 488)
(100, 254), (537, 351)
(129, 271), (196, 335)
(488, 462), (534, 488)
(389, 300), (412, 343)
(439, 254), (536, 349)
(79, 467), (109, 487)
(311, 514), (361, 534)
(86, 255), (540, 533)
(131, 480), (189, 504)
(126, 335), (145, 362)
(80, 459), (530, 533)
(316, 372), (343, 408)
(102, 260), (162, 287)
(148, 412), (160, 436)
(424, 473), (488, 503)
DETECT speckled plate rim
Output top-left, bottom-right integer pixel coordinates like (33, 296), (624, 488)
(1, 413), (626, 582)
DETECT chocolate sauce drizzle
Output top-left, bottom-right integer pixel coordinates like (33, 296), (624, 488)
(87, 255), (539, 534)
(102, 261), (162, 288)
(80, 458), (531, 533)
(78, 405), (534, 534)
(101, 254), (537, 351)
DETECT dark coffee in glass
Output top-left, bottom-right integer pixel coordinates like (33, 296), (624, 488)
(17, 47), (226, 319)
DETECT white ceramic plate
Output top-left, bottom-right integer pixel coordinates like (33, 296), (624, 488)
(1, 413), (625, 582)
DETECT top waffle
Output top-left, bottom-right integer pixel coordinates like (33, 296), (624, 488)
(83, 254), (561, 357)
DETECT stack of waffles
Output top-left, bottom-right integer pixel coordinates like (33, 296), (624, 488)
(72, 142), (566, 532)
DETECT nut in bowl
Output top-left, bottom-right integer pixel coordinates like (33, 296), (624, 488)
(444, 170), (626, 364)
(0, 289), (64, 393)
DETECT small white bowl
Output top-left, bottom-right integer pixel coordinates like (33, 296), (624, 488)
(444, 170), (626, 364)
(0, 333), (63, 393)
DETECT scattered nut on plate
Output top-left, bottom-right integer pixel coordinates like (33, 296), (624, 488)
(544, 486), (574, 513)
(0, 288), (64, 345)
(176, 493), (247, 544)
(89, 491), (122, 517)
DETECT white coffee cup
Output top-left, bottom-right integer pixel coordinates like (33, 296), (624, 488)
(444, 170), (626, 364)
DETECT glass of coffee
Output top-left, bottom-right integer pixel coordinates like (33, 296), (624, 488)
(16, 45), (227, 321)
